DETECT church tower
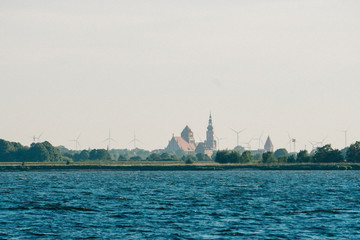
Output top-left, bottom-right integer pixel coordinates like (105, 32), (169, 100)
(205, 113), (216, 150)
(181, 125), (195, 145)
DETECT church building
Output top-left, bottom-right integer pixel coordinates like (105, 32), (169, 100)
(165, 114), (217, 157)
(165, 126), (196, 153)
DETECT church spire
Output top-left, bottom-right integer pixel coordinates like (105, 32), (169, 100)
(206, 113), (215, 149)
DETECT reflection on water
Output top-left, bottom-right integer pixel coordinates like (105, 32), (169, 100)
(1, 171), (360, 239)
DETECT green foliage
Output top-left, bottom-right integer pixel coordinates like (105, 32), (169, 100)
(240, 151), (253, 163)
(346, 142), (360, 162)
(89, 149), (112, 161)
(30, 143), (50, 162)
(274, 148), (288, 160)
(297, 150), (311, 163)
(42, 141), (62, 162)
(147, 153), (161, 161)
(233, 145), (245, 153)
(185, 157), (194, 164)
(253, 153), (262, 162)
(108, 148), (151, 160)
(145, 152), (180, 161)
(0, 139), (28, 162)
(118, 155), (127, 161)
(182, 155), (197, 162)
(287, 154), (296, 163)
(130, 156), (142, 161)
(277, 156), (288, 163)
(79, 150), (90, 161)
(262, 152), (276, 164)
(196, 153), (211, 161)
(215, 150), (242, 163)
(314, 144), (344, 163)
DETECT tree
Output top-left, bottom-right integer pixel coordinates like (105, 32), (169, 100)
(130, 156), (142, 161)
(147, 153), (161, 161)
(160, 152), (171, 160)
(79, 150), (90, 161)
(0, 139), (28, 162)
(196, 153), (211, 161)
(287, 154), (296, 163)
(346, 142), (360, 162)
(297, 150), (311, 163)
(253, 153), (262, 162)
(182, 155), (196, 162)
(233, 145), (245, 153)
(228, 151), (241, 163)
(314, 144), (344, 163)
(185, 157), (194, 164)
(118, 155), (127, 161)
(89, 149), (111, 160)
(215, 150), (242, 163)
(42, 141), (62, 162)
(262, 152), (276, 164)
(274, 148), (288, 160)
(240, 151), (253, 163)
(28, 143), (50, 162)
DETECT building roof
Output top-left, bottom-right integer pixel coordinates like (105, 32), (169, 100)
(264, 136), (274, 152)
(173, 136), (196, 152)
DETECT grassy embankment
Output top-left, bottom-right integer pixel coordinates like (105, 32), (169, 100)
(0, 161), (359, 171)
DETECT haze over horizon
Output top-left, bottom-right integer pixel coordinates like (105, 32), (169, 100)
(1, 0), (360, 151)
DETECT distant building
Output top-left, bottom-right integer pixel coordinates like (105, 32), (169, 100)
(165, 126), (197, 153)
(195, 114), (217, 157)
(264, 136), (274, 152)
(165, 114), (217, 157)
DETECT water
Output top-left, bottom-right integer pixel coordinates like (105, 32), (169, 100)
(1, 170), (360, 239)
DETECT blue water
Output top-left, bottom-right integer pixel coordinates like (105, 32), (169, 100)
(1, 170), (360, 239)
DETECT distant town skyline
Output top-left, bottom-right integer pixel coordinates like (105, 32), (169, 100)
(1, 1), (359, 151)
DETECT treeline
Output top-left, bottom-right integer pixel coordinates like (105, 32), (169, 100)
(0, 139), (111, 162)
(0, 139), (62, 162)
(3, 137), (360, 164)
(215, 142), (360, 164)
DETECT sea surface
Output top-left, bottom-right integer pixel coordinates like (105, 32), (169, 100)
(1, 170), (360, 239)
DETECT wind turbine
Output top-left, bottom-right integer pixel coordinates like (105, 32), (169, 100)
(253, 132), (264, 150)
(240, 137), (254, 150)
(230, 128), (246, 147)
(308, 136), (327, 150)
(128, 131), (143, 149)
(342, 129), (349, 148)
(287, 133), (296, 153)
(215, 135), (225, 150)
(308, 140), (317, 151)
(104, 129), (117, 150)
(70, 134), (81, 151)
(316, 137), (327, 147)
(31, 132), (44, 143)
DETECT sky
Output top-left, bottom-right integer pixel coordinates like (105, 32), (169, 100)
(1, 0), (360, 151)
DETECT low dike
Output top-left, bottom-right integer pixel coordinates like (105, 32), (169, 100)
(0, 162), (359, 171)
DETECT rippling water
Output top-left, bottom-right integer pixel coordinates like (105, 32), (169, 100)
(1, 170), (360, 239)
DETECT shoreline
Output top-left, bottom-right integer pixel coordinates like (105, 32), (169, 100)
(0, 162), (358, 171)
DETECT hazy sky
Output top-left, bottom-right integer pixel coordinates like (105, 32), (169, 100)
(1, 0), (360, 151)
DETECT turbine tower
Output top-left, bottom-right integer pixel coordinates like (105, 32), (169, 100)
(215, 135), (225, 150)
(231, 128), (245, 147)
(32, 132), (44, 143)
(240, 137), (254, 150)
(342, 129), (348, 148)
(287, 133), (296, 153)
(104, 129), (116, 150)
(71, 134), (81, 151)
(129, 131), (143, 149)
(253, 132), (264, 150)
